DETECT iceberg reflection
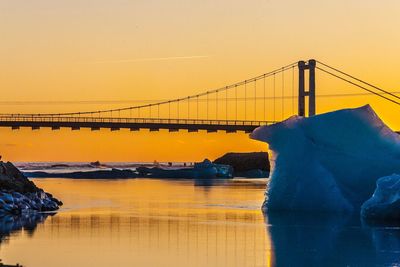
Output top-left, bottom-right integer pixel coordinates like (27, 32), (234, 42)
(264, 211), (400, 266)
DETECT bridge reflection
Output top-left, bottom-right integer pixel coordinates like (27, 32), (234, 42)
(41, 210), (271, 267)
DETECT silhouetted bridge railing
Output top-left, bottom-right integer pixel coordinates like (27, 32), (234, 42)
(0, 116), (275, 133)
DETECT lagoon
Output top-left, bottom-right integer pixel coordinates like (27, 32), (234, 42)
(0, 178), (399, 267)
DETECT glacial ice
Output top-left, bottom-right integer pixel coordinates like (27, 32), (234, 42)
(250, 105), (400, 213)
(361, 174), (400, 220)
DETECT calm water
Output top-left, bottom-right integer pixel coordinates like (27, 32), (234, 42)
(0, 178), (399, 267)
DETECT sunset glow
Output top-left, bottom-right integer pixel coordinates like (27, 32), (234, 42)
(1, 0), (399, 161)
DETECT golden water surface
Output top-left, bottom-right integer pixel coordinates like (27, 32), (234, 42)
(2, 178), (400, 267)
(0, 179), (272, 267)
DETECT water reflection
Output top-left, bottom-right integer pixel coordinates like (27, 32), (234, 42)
(1, 179), (399, 267)
(194, 177), (215, 187)
(264, 211), (400, 266)
(0, 212), (54, 244)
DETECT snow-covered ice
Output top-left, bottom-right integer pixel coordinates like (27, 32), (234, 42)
(361, 174), (400, 220)
(250, 105), (400, 213)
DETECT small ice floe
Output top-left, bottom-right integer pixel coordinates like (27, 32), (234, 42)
(135, 159), (233, 179)
(361, 174), (400, 221)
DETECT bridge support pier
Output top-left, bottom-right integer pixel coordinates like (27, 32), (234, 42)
(298, 59), (316, 117)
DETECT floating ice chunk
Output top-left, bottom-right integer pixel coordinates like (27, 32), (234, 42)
(361, 174), (400, 220)
(250, 105), (400, 212)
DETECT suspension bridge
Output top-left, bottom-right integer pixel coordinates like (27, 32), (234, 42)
(0, 59), (399, 133)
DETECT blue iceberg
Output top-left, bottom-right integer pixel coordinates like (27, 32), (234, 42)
(250, 105), (400, 213)
(361, 174), (400, 221)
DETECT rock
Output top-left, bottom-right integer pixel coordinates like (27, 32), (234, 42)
(51, 197), (63, 206)
(213, 152), (270, 175)
(1, 193), (14, 204)
(0, 161), (62, 214)
(0, 161), (40, 193)
(11, 192), (24, 199)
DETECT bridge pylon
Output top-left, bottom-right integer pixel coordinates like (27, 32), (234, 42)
(298, 59), (316, 117)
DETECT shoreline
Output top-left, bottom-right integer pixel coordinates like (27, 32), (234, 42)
(19, 152), (271, 179)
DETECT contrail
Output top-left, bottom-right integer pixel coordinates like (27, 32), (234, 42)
(82, 55), (210, 64)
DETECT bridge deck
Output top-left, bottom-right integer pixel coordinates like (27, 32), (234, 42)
(0, 116), (275, 133)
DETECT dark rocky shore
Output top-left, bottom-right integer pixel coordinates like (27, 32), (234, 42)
(0, 161), (62, 215)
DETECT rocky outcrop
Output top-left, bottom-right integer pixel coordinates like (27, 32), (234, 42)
(0, 161), (62, 214)
(0, 161), (40, 193)
(213, 152), (270, 177)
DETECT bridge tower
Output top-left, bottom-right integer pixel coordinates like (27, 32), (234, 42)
(298, 59), (316, 117)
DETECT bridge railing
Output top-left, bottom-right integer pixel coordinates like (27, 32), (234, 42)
(0, 115), (276, 126)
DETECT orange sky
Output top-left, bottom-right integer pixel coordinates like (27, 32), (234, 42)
(0, 0), (399, 162)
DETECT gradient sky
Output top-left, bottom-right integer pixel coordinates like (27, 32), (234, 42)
(1, 0), (399, 162)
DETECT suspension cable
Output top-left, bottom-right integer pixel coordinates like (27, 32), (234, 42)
(187, 97), (190, 120)
(273, 73), (276, 121)
(244, 81), (247, 120)
(225, 87), (228, 120)
(206, 93), (209, 120)
(254, 80), (257, 120)
(177, 100), (179, 120)
(2, 62), (298, 117)
(292, 65), (295, 114)
(316, 66), (400, 106)
(282, 67), (284, 120)
(168, 101), (171, 119)
(216, 90), (218, 120)
(263, 74), (266, 121)
(235, 85), (238, 120)
(317, 60), (400, 101)
(197, 96), (199, 120)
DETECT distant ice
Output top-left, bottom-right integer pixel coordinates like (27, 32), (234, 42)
(250, 105), (400, 213)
